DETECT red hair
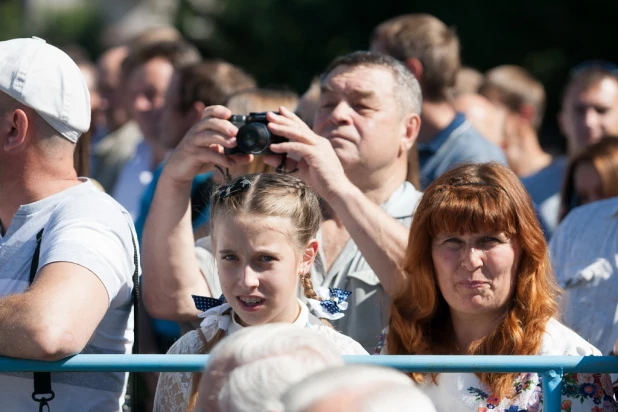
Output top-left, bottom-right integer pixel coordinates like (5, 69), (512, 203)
(387, 162), (561, 398)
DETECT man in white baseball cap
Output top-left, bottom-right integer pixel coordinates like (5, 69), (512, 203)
(0, 37), (138, 411)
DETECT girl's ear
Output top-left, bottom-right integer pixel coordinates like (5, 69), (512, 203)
(299, 239), (319, 275)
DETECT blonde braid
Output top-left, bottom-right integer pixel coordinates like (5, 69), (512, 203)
(300, 274), (334, 328)
(187, 307), (233, 412)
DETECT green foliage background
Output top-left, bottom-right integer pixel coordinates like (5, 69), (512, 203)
(3, 0), (618, 151)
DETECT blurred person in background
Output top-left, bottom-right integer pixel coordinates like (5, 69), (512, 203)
(92, 27), (184, 195)
(551, 183), (618, 355)
(558, 136), (618, 223)
(370, 13), (507, 189)
(452, 66), (484, 97)
(480, 64), (564, 234)
(61, 44), (107, 143)
(112, 38), (200, 220)
(61, 45), (107, 187)
(278, 364), (437, 412)
(559, 61), (618, 156)
(295, 77), (320, 129)
(92, 45), (143, 193)
(454, 92), (506, 149)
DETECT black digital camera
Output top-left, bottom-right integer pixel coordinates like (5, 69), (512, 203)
(224, 112), (287, 155)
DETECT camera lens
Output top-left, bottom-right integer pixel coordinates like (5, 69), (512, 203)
(237, 123), (271, 154)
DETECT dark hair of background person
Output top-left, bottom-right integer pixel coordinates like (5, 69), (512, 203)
(559, 136), (618, 222)
(561, 61), (618, 107)
(177, 60), (256, 112)
(370, 13), (460, 102)
(120, 39), (201, 83)
(480, 65), (546, 131)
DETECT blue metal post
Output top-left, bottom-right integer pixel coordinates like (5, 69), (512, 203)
(541, 368), (563, 412)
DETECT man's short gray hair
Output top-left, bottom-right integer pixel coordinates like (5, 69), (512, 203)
(320, 50), (423, 115)
(279, 364), (437, 412)
(197, 323), (344, 412)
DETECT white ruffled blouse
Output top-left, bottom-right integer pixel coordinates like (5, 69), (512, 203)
(153, 299), (368, 412)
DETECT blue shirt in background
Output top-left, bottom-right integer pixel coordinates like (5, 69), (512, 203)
(521, 156), (567, 238)
(418, 113), (508, 189)
(134, 164), (214, 342)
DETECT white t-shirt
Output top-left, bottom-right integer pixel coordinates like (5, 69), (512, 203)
(549, 197), (618, 355)
(0, 179), (138, 411)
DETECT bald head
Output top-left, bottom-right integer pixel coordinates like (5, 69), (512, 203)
(97, 46), (130, 131)
(455, 93), (506, 148)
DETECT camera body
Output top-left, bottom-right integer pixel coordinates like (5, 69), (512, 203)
(224, 112), (287, 155)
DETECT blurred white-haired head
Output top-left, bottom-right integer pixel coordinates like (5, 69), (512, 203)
(196, 323), (344, 412)
(278, 364), (437, 412)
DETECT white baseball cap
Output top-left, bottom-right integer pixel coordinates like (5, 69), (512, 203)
(0, 37), (91, 143)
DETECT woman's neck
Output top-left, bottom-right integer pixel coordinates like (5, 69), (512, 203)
(450, 310), (506, 354)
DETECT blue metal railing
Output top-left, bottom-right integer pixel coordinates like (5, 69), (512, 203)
(2, 355), (617, 411)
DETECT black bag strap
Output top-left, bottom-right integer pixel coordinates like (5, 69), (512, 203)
(129, 227), (139, 412)
(29, 229), (54, 412)
(130, 228), (139, 355)
(29, 225), (140, 412)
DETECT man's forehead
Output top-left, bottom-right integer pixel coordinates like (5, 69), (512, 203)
(566, 77), (618, 102)
(321, 65), (394, 95)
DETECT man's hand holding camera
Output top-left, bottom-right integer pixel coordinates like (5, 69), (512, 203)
(162, 105), (253, 187)
(264, 106), (354, 203)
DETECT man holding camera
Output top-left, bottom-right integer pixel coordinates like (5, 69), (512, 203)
(142, 51), (422, 350)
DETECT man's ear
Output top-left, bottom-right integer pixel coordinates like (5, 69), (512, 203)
(188, 101), (206, 125)
(3, 109), (29, 152)
(299, 239), (319, 275)
(404, 57), (424, 81)
(519, 103), (536, 126)
(400, 113), (421, 154)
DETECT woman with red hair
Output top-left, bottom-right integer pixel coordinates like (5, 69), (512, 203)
(379, 162), (615, 411)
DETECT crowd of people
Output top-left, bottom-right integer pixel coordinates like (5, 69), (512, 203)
(1, 11), (618, 412)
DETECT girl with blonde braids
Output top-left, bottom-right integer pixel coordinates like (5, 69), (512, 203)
(154, 173), (367, 412)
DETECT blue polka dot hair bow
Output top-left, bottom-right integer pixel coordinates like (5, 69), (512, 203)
(307, 286), (352, 320)
(218, 178), (252, 200)
(192, 295), (231, 331)
(192, 294), (227, 311)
